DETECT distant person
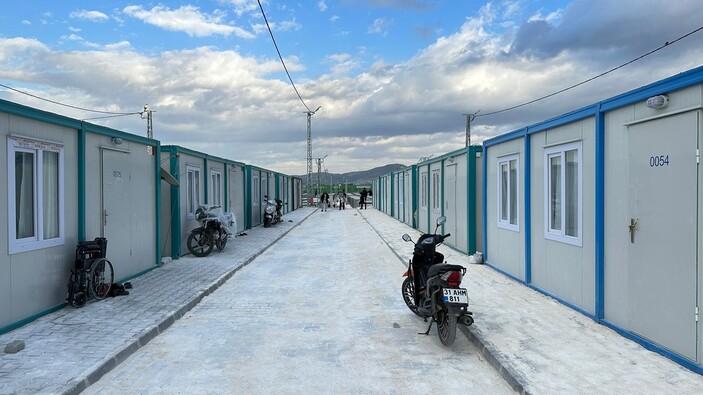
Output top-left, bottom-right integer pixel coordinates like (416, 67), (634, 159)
(339, 191), (346, 210)
(320, 192), (329, 212)
(360, 188), (368, 209)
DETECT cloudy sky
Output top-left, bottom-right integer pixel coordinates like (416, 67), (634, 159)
(1, 0), (702, 174)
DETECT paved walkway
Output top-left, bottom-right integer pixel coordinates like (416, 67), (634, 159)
(0, 208), (316, 395)
(81, 206), (513, 394)
(1, 206), (702, 394)
(358, 209), (703, 394)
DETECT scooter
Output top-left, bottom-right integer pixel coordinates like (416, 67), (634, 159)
(263, 195), (283, 227)
(186, 205), (236, 257)
(401, 216), (474, 346)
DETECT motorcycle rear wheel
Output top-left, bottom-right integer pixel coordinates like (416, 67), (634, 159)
(187, 229), (214, 257)
(215, 228), (228, 252)
(437, 306), (458, 346)
(401, 277), (423, 317)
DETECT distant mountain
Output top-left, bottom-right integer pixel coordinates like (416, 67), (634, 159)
(298, 163), (407, 188)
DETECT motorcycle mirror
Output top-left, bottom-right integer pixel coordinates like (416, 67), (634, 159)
(402, 234), (412, 242)
(437, 216), (446, 226)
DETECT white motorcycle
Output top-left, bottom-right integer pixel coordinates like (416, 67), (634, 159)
(187, 205), (236, 257)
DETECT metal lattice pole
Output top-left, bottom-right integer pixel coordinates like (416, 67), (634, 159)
(305, 106), (321, 201)
(306, 111), (313, 198)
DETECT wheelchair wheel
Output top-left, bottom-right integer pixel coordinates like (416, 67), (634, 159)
(89, 258), (114, 300)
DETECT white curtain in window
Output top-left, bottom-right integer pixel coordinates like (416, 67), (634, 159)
(43, 151), (59, 239)
(15, 151), (35, 239)
(565, 150), (579, 237)
(550, 155), (562, 231)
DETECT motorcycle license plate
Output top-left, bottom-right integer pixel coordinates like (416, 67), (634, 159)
(443, 288), (468, 305)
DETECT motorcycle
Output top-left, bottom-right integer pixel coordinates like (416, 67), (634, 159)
(186, 204), (236, 257)
(401, 216), (474, 346)
(263, 195), (283, 227)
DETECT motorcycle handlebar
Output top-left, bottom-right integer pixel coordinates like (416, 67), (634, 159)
(443, 233), (451, 239)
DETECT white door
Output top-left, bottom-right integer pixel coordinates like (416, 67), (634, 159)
(102, 149), (131, 277)
(627, 111), (698, 361)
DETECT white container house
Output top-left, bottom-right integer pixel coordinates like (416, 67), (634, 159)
(483, 65), (703, 374)
(1, 99), (160, 333)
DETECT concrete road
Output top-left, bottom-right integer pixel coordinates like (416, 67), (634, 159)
(83, 209), (514, 394)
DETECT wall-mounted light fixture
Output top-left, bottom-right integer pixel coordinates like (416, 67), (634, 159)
(111, 137), (124, 145)
(646, 94), (669, 109)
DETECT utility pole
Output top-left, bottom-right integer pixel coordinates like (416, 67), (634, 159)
(305, 106), (322, 201)
(315, 154), (327, 195)
(462, 110), (480, 147)
(141, 104), (156, 154)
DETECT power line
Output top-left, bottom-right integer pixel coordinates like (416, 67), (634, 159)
(257, 0), (312, 113)
(477, 25), (703, 118)
(0, 82), (138, 116)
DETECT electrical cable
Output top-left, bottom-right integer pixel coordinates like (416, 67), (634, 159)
(257, 0), (312, 113)
(476, 25), (703, 118)
(0, 82), (137, 115)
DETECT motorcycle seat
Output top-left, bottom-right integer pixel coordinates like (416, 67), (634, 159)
(427, 264), (465, 278)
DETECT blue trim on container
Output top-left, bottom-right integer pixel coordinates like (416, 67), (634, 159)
(595, 105), (605, 319)
(0, 303), (66, 335)
(524, 134), (532, 284)
(78, 124), (86, 241)
(483, 128), (526, 147)
(528, 283), (595, 319)
(482, 144), (488, 261)
(601, 66), (703, 112)
(526, 105), (598, 135)
(600, 319), (703, 375)
(169, 147), (181, 258)
(154, 144), (162, 266)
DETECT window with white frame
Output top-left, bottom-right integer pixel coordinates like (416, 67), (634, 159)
(210, 169), (222, 206)
(497, 154), (519, 231)
(186, 165), (201, 218)
(420, 172), (427, 209)
(7, 136), (65, 254)
(431, 169), (440, 212)
(544, 141), (582, 245)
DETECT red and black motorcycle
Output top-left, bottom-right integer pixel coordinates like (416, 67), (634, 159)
(401, 216), (474, 346)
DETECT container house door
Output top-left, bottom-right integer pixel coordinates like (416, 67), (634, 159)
(102, 149), (131, 277)
(627, 110), (698, 361)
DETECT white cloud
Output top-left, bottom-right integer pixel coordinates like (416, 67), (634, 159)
(368, 18), (392, 35)
(217, 0), (262, 17)
(318, 1), (328, 12)
(22, 20), (31, 25)
(70, 10), (109, 22)
(61, 34), (83, 41)
(2, 0), (702, 174)
(122, 5), (254, 38)
(330, 15), (340, 23)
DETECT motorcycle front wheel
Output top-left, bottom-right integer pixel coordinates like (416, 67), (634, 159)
(263, 216), (271, 228)
(437, 305), (458, 346)
(187, 229), (214, 257)
(401, 277), (423, 317)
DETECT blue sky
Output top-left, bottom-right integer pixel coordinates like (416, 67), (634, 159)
(1, 0), (702, 173)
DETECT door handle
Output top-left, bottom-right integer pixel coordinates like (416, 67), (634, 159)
(628, 217), (639, 243)
(104, 209), (110, 226)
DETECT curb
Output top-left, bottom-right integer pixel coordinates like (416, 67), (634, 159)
(357, 208), (530, 395)
(62, 209), (316, 395)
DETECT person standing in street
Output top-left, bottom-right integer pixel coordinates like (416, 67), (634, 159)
(339, 190), (346, 210)
(320, 192), (329, 212)
(360, 188), (368, 209)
